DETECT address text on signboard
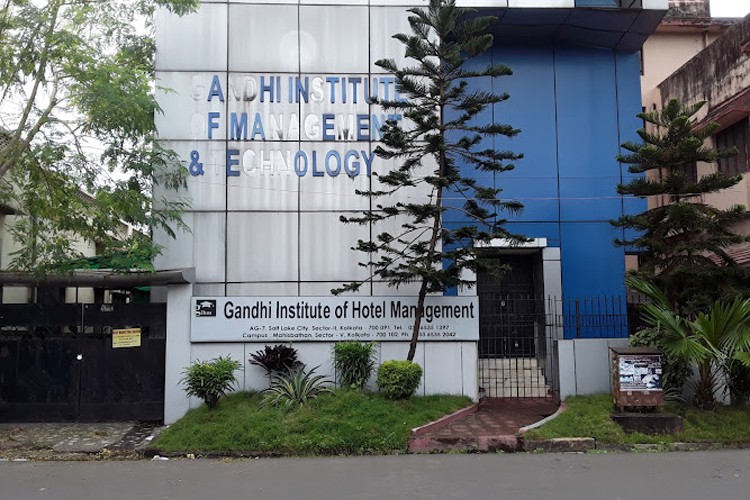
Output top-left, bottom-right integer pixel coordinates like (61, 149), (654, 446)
(191, 296), (478, 343)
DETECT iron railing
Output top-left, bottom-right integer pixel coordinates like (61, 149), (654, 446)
(478, 294), (646, 401)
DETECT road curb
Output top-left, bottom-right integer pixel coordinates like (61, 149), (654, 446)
(408, 434), (520, 454)
(123, 438), (750, 460)
(140, 449), (284, 459)
(518, 402), (567, 435)
(523, 437), (595, 453)
(519, 439), (750, 454)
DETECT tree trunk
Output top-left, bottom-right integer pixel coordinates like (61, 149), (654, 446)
(407, 45), (447, 362)
(407, 280), (429, 361)
(694, 361), (716, 411)
(407, 141), (445, 361)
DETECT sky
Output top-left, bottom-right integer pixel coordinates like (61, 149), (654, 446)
(711, 0), (750, 17)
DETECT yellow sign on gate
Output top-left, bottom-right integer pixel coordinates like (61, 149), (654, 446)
(112, 328), (142, 348)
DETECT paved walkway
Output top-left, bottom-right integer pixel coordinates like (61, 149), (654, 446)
(432, 399), (559, 437)
(0, 422), (159, 460)
(410, 398), (559, 452)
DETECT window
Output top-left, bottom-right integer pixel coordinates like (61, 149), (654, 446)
(682, 162), (698, 186)
(716, 118), (750, 176)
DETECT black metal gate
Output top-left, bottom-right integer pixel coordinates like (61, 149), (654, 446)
(477, 254), (558, 400)
(0, 303), (166, 422)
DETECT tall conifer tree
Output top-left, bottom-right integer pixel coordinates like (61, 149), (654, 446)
(613, 100), (749, 312)
(334, 0), (524, 361)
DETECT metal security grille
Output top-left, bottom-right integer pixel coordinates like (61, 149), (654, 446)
(478, 294), (556, 400)
(477, 254), (556, 400)
(0, 305), (81, 420)
(478, 293), (644, 401)
(0, 303), (166, 422)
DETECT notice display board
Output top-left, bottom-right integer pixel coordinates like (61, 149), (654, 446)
(618, 355), (662, 391)
(191, 296), (479, 343)
(112, 328), (142, 348)
(611, 347), (664, 411)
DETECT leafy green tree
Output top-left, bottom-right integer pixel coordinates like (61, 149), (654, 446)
(334, 0), (524, 361)
(0, 0), (197, 272)
(613, 100), (749, 313)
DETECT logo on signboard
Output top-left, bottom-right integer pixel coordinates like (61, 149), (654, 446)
(195, 300), (216, 317)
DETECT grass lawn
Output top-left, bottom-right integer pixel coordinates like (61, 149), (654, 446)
(525, 394), (750, 445)
(154, 391), (472, 455)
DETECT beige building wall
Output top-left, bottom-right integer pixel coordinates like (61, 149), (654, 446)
(652, 13), (750, 233)
(641, 30), (721, 104)
(634, 2), (744, 252)
(641, 0), (736, 109)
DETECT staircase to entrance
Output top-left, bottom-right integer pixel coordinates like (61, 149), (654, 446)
(480, 357), (551, 398)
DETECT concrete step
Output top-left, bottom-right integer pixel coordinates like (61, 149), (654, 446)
(481, 375), (548, 381)
(480, 358), (541, 368)
(481, 370), (545, 376)
(480, 356), (551, 399)
(482, 380), (548, 385)
(482, 381), (548, 388)
(480, 372), (548, 379)
(482, 387), (550, 398)
(482, 382), (549, 389)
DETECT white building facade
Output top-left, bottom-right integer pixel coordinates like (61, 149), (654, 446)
(155, 0), (668, 423)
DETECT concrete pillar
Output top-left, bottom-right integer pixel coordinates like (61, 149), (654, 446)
(164, 282), (193, 424)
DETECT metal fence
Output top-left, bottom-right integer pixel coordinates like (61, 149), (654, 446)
(478, 294), (645, 401)
(0, 303), (167, 422)
(550, 295), (646, 339)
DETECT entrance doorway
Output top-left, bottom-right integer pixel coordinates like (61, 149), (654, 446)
(477, 252), (558, 400)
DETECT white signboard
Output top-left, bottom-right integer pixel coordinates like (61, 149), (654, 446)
(191, 296), (479, 343)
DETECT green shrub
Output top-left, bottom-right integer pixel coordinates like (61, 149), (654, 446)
(180, 356), (242, 409)
(259, 366), (333, 409)
(332, 341), (378, 390)
(377, 360), (422, 400)
(249, 345), (304, 380)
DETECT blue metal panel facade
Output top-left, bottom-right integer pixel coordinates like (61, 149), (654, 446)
(615, 51), (649, 253)
(445, 41), (644, 338)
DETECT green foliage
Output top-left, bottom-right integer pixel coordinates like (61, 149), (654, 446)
(154, 391), (471, 455)
(249, 345), (304, 380)
(525, 394), (750, 446)
(333, 0), (525, 361)
(180, 356), (242, 409)
(0, 0), (198, 272)
(259, 366), (333, 409)
(613, 100), (750, 313)
(332, 341), (378, 390)
(377, 360), (423, 399)
(629, 276), (750, 410)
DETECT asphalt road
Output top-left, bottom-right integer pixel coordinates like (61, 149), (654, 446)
(2, 450), (750, 500)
